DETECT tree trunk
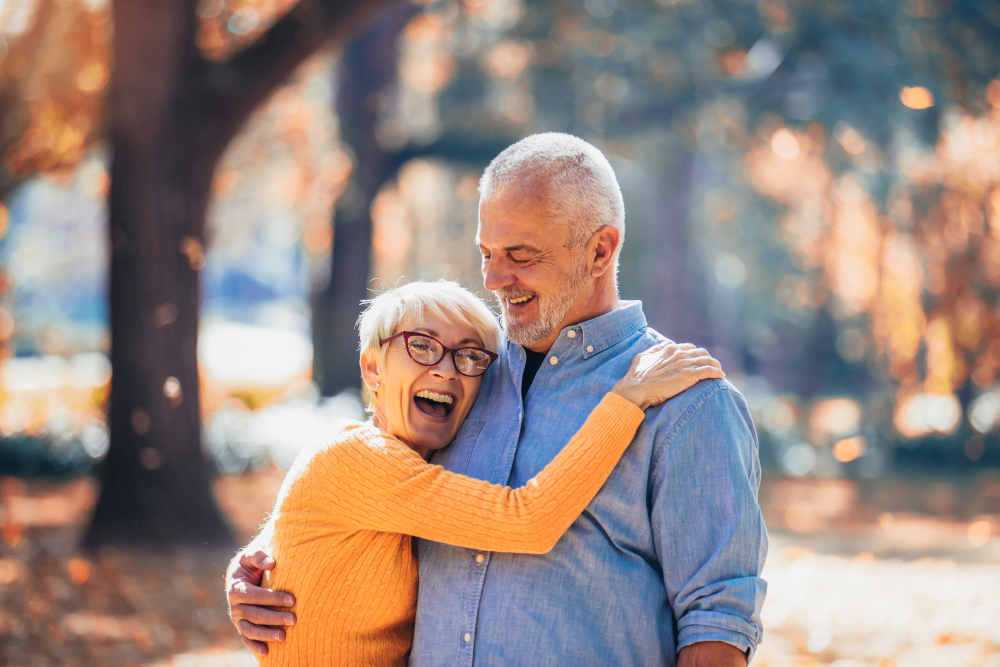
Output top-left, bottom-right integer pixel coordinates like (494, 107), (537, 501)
(84, 0), (229, 547)
(312, 4), (415, 396)
(85, 0), (393, 547)
(641, 141), (713, 348)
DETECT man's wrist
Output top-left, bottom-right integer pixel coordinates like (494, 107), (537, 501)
(677, 640), (748, 667)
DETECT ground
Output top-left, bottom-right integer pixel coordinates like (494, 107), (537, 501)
(0, 470), (997, 666)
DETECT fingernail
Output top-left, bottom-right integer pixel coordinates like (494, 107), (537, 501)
(284, 596), (294, 606)
(285, 614), (296, 625)
(262, 557), (275, 567)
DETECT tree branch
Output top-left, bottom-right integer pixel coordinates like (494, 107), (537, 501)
(189, 0), (400, 156)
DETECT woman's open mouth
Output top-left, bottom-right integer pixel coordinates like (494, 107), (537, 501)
(413, 390), (456, 420)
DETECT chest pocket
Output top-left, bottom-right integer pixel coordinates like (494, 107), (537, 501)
(429, 418), (485, 475)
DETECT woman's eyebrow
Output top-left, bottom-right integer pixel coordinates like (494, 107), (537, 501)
(413, 328), (481, 347)
(412, 328), (440, 337)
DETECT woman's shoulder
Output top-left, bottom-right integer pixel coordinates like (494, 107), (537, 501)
(291, 420), (409, 471)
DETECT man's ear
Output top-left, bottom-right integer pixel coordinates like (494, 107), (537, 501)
(360, 350), (382, 390)
(589, 225), (620, 278)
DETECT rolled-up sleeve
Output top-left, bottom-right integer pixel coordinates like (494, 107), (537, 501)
(649, 384), (768, 662)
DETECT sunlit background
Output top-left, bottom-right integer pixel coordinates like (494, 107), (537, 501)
(1, 0), (1000, 665)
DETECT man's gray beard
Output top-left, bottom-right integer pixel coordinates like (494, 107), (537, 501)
(497, 261), (590, 347)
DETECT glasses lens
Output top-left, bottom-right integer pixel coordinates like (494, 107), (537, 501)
(454, 348), (493, 376)
(406, 335), (443, 365)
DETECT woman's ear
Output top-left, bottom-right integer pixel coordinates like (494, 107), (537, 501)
(360, 350), (382, 391)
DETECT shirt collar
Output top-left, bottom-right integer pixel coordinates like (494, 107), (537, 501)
(576, 300), (647, 359)
(503, 300), (647, 360)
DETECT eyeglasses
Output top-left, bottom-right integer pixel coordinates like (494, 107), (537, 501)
(380, 331), (498, 377)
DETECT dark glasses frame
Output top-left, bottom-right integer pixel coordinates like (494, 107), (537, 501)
(379, 331), (499, 377)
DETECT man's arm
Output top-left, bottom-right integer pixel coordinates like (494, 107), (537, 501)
(649, 382), (768, 662)
(678, 641), (747, 666)
(225, 529), (296, 656)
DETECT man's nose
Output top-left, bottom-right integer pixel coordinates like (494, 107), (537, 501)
(483, 258), (515, 291)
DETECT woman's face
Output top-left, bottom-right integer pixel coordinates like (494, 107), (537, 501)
(363, 313), (486, 456)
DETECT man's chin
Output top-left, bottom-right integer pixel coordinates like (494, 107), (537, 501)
(503, 322), (552, 347)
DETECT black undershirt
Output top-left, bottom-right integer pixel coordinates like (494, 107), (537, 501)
(521, 349), (547, 401)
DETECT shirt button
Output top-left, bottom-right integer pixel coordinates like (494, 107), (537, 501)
(476, 554), (484, 564)
(586, 345), (594, 353)
(464, 632), (472, 643)
(550, 356), (558, 365)
(567, 330), (576, 338)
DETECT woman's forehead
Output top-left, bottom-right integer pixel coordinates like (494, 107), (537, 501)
(401, 312), (483, 346)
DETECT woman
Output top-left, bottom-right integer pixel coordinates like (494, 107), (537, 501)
(251, 280), (723, 666)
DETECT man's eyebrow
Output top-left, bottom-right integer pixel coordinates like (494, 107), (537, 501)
(501, 244), (542, 254)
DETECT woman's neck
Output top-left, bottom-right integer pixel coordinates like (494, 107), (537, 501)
(371, 411), (431, 460)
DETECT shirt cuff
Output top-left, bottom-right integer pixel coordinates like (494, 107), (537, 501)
(677, 610), (761, 663)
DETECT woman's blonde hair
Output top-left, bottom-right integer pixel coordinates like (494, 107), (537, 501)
(357, 280), (501, 384)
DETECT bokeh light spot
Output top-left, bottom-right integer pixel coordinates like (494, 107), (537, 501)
(968, 519), (992, 547)
(900, 86), (934, 109)
(771, 128), (800, 160)
(832, 436), (867, 463)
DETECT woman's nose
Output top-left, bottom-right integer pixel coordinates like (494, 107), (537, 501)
(429, 353), (460, 378)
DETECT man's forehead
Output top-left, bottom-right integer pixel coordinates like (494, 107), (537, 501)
(477, 194), (565, 246)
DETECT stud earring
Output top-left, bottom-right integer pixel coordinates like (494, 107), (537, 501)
(374, 382), (380, 389)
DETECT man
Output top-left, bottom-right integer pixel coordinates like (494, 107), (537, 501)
(227, 133), (767, 666)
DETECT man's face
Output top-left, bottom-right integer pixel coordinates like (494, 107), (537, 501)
(477, 183), (591, 349)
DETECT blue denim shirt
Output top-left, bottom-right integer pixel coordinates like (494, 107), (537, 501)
(412, 302), (767, 666)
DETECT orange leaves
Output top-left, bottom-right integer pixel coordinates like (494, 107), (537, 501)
(0, 0), (109, 182)
(75, 60), (108, 92)
(5, 99), (91, 177)
(195, 0), (299, 61)
(749, 108), (1000, 421)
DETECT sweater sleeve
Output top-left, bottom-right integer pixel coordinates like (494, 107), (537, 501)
(322, 392), (644, 554)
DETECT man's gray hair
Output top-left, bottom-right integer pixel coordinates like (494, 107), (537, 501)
(478, 132), (625, 274)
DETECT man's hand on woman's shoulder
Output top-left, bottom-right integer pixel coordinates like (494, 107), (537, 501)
(225, 549), (295, 656)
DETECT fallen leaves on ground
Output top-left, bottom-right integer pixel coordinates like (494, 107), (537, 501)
(0, 472), (998, 665)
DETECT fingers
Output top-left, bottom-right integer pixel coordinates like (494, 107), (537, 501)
(238, 617), (289, 642)
(240, 550), (276, 572)
(242, 636), (269, 657)
(228, 581), (296, 608)
(693, 364), (726, 379)
(232, 603), (297, 627)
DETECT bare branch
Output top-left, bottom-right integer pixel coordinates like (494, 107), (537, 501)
(188, 0), (399, 156)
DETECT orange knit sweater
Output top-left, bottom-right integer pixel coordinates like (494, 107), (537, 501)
(257, 392), (644, 667)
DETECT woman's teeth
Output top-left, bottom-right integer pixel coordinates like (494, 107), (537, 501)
(509, 296), (532, 304)
(415, 390), (453, 405)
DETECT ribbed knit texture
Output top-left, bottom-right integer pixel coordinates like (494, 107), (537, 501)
(257, 392), (644, 667)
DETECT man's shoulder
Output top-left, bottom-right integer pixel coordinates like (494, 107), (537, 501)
(646, 373), (752, 441)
